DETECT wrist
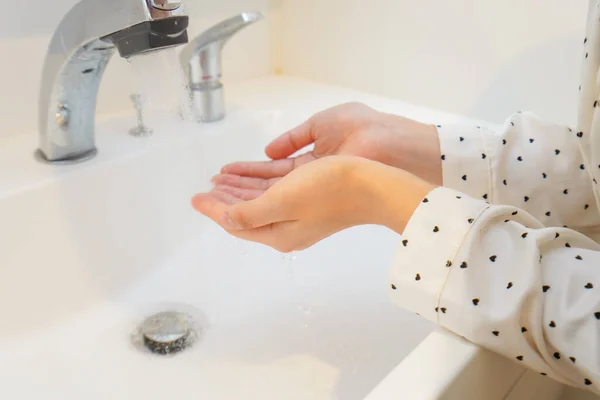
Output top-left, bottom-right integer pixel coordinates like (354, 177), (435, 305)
(380, 113), (443, 186)
(359, 161), (436, 233)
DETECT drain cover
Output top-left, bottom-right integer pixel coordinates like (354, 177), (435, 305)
(138, 311), (196, 355)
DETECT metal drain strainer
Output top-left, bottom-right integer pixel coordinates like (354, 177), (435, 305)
(133, 311), (200, 355)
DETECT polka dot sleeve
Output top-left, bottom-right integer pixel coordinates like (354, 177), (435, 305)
(391, 186), (600, 393)
(438, 114), (600, 231)
(437, 124), (492, 202)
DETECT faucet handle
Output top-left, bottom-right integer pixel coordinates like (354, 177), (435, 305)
(182, 12), (263, 59)
(180, 12), (264, 122)
(180, 12), (264, 85)
(193, 12), (263, 50)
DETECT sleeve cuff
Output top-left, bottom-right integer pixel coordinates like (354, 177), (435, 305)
(438, 124), (492, 201)
(389, 187), (489, 323)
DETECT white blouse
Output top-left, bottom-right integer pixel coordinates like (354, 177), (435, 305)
(391, 0), (600, 392)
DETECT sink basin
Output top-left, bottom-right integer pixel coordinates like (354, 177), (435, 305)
(5, 76), (588, 400)
(0, 80), (436, 399)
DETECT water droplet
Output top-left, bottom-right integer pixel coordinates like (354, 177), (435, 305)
(282, 252), (298, 262)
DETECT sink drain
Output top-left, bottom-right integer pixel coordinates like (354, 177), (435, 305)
(133, 311), (200, 355)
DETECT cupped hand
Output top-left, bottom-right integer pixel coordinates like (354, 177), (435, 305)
(220, 102), (443, 186)
(192, 156), (434, 252)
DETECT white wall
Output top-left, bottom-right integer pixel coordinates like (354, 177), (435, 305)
(278, 0), (589, 126)
(0, 0), (274, 136)
(1, 1), (590, 137)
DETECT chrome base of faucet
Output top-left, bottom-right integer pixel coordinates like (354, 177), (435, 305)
(34, 148), (98, 165)
(190, 85), (225, 123)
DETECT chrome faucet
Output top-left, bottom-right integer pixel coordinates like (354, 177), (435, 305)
(180, 12), (264, 123)
(36, 0), (189, 164)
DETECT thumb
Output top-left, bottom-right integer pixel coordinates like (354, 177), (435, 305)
(265, 120), (315, 160)
(225, 196), (284, 230)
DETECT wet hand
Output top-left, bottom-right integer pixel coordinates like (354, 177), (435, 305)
(192, 156), (435, 252)
(220, 102), (443, 186)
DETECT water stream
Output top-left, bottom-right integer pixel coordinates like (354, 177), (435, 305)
(127, 49), (193, 128)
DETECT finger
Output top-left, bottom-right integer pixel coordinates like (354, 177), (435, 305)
(208, 189), (243, 204)
(230, 220), (327, 253)
(265, 120), (315, 160)
(221, 153), (317, 179)
(211, 174), (281, 190)
(225, 222), (276, 243)
(214, 185), (265, 201)
(191, 191), (240, 228)
(221, 159), (294, 178)
(293, 152), (317, 168)
(227, 193), (291, 230)
(226, 221), (298, 253)
(193, 189), (286, 231)
(191, 193), (306, 253)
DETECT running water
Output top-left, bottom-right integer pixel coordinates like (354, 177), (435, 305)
(126, 49), (193, 128)
(282, 251), (298, 281)
(282, 252), (298, 262)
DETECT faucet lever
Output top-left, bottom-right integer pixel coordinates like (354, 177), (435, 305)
(180, 12), (264, 122)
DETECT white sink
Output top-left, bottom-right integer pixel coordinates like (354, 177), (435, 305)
(0, 78), (440, 400)
(1, 76), (591, 399)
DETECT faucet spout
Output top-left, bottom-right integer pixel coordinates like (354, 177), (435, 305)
(37, 0), (189, 164)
